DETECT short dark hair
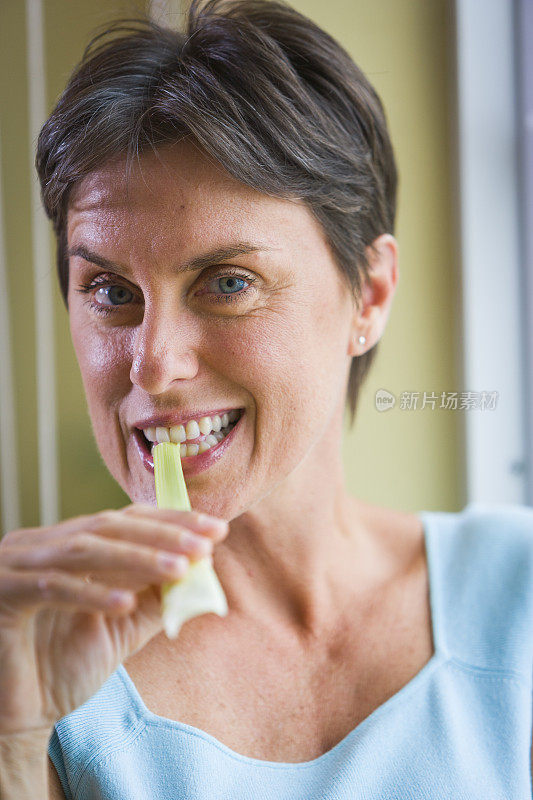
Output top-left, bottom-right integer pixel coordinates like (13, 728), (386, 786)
(36, 0), (398, 426)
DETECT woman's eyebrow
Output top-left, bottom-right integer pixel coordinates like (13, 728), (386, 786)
(67, 242), (278, 276)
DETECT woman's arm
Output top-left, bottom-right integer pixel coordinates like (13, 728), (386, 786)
(0, 728), (51, 798)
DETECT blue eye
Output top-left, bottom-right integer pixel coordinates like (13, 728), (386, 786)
(75, 268), (256, 316)
(210, 276), (247, 295)
(93, 285), (133, 306)
(198, 271), (257, 304)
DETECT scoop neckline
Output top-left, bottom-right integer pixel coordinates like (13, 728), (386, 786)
(118, 509), (447, 770)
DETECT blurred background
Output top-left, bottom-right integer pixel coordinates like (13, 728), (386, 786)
(0, 0), (531, 534)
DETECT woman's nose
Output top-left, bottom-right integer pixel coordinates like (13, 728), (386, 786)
(129, 307), (199, 395)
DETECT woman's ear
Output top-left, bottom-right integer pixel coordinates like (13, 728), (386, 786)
(347, 233), (399, 357)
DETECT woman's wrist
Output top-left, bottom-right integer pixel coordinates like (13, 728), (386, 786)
(0, 727), (53, 799)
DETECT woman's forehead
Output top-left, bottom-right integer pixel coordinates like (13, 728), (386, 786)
(69, 142), (251, 210)
(67, 148), (327, 254)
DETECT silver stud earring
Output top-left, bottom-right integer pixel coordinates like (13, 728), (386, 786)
(358, 335), (366, 345)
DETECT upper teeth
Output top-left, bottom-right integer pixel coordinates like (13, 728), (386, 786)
(144, 410), (241, 445)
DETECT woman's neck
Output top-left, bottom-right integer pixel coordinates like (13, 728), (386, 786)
(213, 467), (388, 641)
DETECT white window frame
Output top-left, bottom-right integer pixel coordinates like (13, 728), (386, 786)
(454, 0), (527, 504)
(515, 0), (533, 505)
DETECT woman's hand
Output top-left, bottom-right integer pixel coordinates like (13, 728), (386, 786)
(0, 504), (228, 735)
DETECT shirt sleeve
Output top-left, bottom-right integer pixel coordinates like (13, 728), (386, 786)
(48, 726), (74, 800)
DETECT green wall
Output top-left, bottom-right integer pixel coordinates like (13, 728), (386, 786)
(286, 0), (462, 513)
(0, 0), (461, 533)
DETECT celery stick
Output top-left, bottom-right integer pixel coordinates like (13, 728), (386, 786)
(153, 442), (228, 638)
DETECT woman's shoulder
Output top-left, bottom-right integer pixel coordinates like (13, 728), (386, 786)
(48, 664), (144, 796)
(425, 499), (533, 524)
(423, 501), (533, 555)
(421, 500), (533, 678)
(459, 500), (533, 530)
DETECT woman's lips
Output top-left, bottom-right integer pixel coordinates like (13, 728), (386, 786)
(133, 412), (244, 476)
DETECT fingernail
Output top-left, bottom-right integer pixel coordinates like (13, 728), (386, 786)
(108, 590), (134, 606)
(195, 537), (214, 556)
(179, 530), (212, 553)
(157, 552), (188, 573)
(196, 514), (228, 533)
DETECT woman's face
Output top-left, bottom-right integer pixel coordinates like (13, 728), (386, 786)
(67, 141), (359, 515)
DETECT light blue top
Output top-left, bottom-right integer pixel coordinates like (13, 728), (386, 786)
(48, 503), (533, 799)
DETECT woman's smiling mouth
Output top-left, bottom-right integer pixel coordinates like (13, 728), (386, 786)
(133, 409), (245, 475)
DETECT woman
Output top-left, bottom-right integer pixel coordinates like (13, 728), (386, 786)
(1, 1), (532, 797)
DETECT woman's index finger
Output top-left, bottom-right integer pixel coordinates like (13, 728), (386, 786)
(121, 504), (229, 538)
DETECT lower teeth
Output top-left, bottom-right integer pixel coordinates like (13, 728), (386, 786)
(181, 427), (228, 457)
(150, 421), (236, 459)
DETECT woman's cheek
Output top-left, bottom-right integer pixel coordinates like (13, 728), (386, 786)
(73, 324), (133, 401)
